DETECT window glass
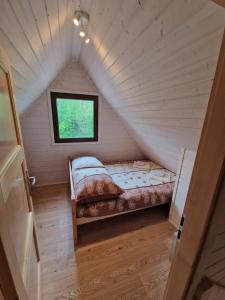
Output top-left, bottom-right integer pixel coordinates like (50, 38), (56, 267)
(56, 98), (94, 139)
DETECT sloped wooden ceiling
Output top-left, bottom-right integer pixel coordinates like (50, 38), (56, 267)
(0, 0), (225, 171)
(0, 0), (92, 112)
(79, 0), (225, 171)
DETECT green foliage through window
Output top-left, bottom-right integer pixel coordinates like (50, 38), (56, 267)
(56, 98), (94, 139)
(51, 92), (98, 143)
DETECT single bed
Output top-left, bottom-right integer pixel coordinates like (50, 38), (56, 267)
(69, 158), (176, 246)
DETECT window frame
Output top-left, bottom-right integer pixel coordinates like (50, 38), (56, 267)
(50, 91), (99, 143)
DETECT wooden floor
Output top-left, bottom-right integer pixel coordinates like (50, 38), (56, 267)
(33, 184), (175, 300)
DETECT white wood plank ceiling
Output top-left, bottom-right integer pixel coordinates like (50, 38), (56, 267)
(79, 0), (225, 171)
(0, 0), (93, 112)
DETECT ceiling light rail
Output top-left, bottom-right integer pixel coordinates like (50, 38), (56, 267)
(73, 8), (91, 44)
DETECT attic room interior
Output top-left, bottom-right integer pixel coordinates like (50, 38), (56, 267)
(1, 0), (225, 299)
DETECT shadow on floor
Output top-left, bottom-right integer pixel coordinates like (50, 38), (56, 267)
(77, 203), (170, 247)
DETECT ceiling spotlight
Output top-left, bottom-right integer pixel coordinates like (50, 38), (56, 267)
(73, 10), (89, 27)
(73, 9), (90, 43)
(85, 37), (90, 44)
(73, 11), (81, 26)
(79, 28), (86, 37)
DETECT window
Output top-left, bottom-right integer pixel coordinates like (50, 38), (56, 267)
(50, 91), (98, 143)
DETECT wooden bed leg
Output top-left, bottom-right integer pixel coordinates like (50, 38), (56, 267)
(71, 200), (78, 248)
(69, 158), (78, 249)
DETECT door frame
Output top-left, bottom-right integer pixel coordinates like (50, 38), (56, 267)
(164, 5), (225, 299)
(213, 0), (225, 8)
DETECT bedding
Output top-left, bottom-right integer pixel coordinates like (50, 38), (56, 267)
(72, 156), (104, 170)
(107, 161), (175, 188)
(133, 160), (152, 169)
(72, 166), (124, 205)
(76, 161), (176, 218)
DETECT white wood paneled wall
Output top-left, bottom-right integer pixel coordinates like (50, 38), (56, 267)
(20, 62), (144, 186)
(0, 0), (93, 113)
(79, 0), (225, 172)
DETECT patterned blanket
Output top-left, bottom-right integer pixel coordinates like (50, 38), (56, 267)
(106, 161), (176, 189)
(76, 161), (176, 218)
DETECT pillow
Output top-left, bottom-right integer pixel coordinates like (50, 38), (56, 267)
(72, 167), (124, 205)
(72, 156), (104, 170)
(133, 160), (152, 170)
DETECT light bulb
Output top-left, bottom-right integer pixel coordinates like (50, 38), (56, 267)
(85, 37), (90, 44)
(80, 30), (85, 37)
(73, 17), (79, 26)
(73, 11), (81, 26)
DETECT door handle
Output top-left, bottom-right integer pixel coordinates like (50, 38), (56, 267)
(28, 176), (36, 186)
(25, 170), (36, 194)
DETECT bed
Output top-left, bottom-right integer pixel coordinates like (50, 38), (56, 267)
(69, 158), (176, 246)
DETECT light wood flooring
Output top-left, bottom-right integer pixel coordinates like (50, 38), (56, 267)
(33, 184), (175, 300)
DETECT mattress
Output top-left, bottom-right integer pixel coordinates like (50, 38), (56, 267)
(76, 161), (176, 218)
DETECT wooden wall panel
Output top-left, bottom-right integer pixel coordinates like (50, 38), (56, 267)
(80, 0), (225, 172)
(20, 62), (144, 186)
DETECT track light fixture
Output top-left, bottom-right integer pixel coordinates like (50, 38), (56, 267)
(73, 9), (90, 44)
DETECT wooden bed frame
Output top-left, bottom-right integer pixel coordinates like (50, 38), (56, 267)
(69, 159), (169, 247)
(69, 159), (78, 246)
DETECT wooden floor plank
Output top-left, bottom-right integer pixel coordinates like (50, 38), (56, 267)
(33, 184), (175, 300)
